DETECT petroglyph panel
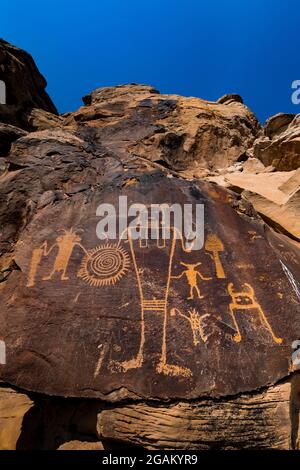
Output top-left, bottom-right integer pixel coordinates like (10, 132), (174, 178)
(0, 177), (300, 400)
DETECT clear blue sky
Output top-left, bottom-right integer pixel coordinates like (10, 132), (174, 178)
(1, 0), (300, 122)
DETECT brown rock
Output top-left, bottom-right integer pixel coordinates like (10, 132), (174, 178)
(66, 83), (260, 172)
(25, 108), (64, 131)
(0, 40), (300, 450)
(98, 381), (291, 449)
(217, 93), (244, 105)
(0, 122), (27, 157)
(265, 113), (295, 139)
(0, 39), (57, 129)
(225, 171), (296, 204)
(0, 385), (33, 450)
(244, 189), (300, 241)
(242, 157), (266, 173)
(253, 114), (300, 171)
(222, 170), (300, 240)
(58, 440), (104, 450)
(0, 163), (299, 400)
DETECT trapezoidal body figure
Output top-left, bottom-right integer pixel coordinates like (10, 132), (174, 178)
(42, 228), (87, 281)
(228, 282), (283, 344)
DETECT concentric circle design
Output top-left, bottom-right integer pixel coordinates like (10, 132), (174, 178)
(78, 243), (130, 286)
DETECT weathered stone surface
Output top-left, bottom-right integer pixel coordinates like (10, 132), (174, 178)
(0, 39), (57, 129)
(217, 93), (244, 105)
(219, 170), (300, 240)
(0, 122), (27, 157)
(265, 113), (295, 139)
(253, 114), (300, 171)
(244, 190), (300, 241)
(65, 83), (261, 173)
(0, 39), (300, 450)
(98, 381), (291, 449)
(25, 108), (64, 131)
(0, 164), (299, 400)
(0, 385), (33, 450)
(58, 440), (104, 450)
(242, 157), (266, 173)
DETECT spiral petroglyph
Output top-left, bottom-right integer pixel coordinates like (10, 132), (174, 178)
(77, 243), (130, 286)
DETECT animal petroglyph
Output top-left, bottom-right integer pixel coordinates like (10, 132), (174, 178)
(171, 308), (211, 346)
(25, 225), (284, 382)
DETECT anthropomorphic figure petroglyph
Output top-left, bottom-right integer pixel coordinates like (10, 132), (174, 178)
(28, 229), (87, 286)
(172, 262), (212, 299)
(228, 282), (283, 344)
(27, 242), (47, 287)
(42, 228), (87, 281)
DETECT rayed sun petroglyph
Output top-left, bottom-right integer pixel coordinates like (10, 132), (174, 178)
(78, 243), (130, 286)
(26, 226), (284, 378)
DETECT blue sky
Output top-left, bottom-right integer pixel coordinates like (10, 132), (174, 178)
(1, 0), (300, 122)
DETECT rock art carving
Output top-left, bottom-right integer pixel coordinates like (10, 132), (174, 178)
(205, 233), (226, 278)
(228, 282), (283, 344)
(25, 226), (284, 382)
(78, 243), (130, 286)
(171, 262), (212, 299)
(170, 308), (210, 346)
(115, 227), (194, 378)
(27, 228), (87, 286)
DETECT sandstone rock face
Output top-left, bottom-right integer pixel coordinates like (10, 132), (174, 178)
(0, 123), (27, 157)
(217, 170), (300, 241)
(217, 93), (244, 105)
(264, 113), (295, 139)
(0, 39), (57, 129)
(98, 381), (292, 450)
(1, 171), (299, 400)
(0, 40), (300, 450)
(66, 83), (261, 174)
(58, 441), (104, 450)
(0, 385), (33, 450)
(253, 114), (300, 171)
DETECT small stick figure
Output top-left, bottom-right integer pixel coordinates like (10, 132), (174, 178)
(172, 262), (212, 299)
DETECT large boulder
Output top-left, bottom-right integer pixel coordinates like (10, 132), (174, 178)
(0, 40), (300, 450)
(1, 168), (299, 399)
(0, 111), (300, 449)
